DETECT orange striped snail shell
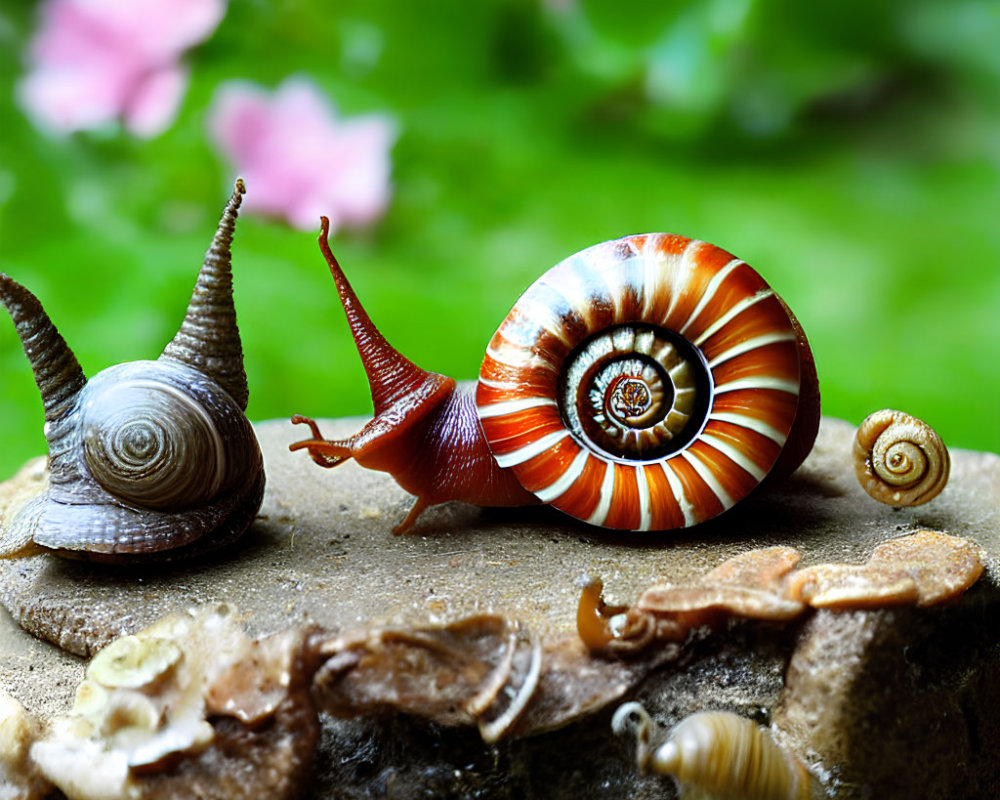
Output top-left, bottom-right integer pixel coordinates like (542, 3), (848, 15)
(476, 234), (820, 531)
(291, 228), (820, 533)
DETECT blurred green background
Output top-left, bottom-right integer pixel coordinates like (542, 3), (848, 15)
(1, 0), (999, 481)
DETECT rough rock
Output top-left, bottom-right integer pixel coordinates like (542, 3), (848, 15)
(1, 416), (998, 798)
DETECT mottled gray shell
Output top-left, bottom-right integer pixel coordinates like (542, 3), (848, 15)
(0, 180), (264, 562)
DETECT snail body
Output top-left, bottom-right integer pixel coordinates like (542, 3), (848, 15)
(853, 409), (949, 507)
(292, 221), (819, 533)
(0, 181), (263, 561)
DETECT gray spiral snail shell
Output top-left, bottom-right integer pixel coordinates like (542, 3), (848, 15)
(853, 409), (949, 507)
(0, 180), (264, 562)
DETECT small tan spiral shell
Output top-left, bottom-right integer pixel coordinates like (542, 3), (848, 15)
(613, 703), (822, 800)
(854, 409), (949, 507)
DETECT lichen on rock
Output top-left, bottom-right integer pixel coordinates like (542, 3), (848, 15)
(28, 605), (319, 800)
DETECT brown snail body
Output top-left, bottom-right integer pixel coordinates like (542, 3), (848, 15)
(292, 220), (820, 533)
(0, 181), (263, 562)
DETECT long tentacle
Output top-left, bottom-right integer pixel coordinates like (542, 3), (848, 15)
(160, 178), (249, 409)
(315, 215), (451, 415)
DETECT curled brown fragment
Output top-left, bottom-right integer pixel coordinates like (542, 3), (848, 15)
(581, 532), (984, 656)
(637, 546), (806, 622)
(313, 615), (541, 742)
(578, 547), (806, 655)
(786, 530), (984, 609)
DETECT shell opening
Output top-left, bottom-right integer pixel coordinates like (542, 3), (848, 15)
(560, 324), (713, 462)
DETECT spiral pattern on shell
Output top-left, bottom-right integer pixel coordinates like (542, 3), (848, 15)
(476, 233), (813, 531)
(613, 704), (821, 800)
(81, 375), (226, 511)
(854, 409), (950, 506)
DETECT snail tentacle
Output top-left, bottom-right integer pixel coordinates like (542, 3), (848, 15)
(161, 179), (249, 410)
(0, 274), (87, 424)
(290, 220), (535, 531)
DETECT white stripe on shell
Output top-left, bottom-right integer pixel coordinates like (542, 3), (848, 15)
(714, 376), (800, 395)
(706, 330), (797, 369)
(636, 464), (651, 531)
(693, 289), (774, 347)
(679, 259), (743, 336)
(484, 343), (560, 373)
(585, 459), (616, 527)
(698, 433), (767, 481)
(477, 396), (557, 419)
(708, 412), (788, 445)
(660, 461), (697, 527)
(533, 447), (590, 503)
(680, 450), (736, 511)
(511, 295), (575, 348)
(492, 429), (569, 468)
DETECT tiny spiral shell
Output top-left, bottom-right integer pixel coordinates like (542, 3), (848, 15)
(613, 703), (822, 800)
(854, 409), (949, 507)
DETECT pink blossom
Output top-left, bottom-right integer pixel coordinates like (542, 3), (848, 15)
(18, 0), (226, 137)
(207, 78), (397, 232)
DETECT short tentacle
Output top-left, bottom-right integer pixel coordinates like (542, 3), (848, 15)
(0, 273), (87, 424)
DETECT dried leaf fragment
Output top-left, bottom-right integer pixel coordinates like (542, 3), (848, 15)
(787, 530), (984, 609)
(637, 546), (806, 621)
(312, 615), (541, 742)
(580, 532), (984, 656)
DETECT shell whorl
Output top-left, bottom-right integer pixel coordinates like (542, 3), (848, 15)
(854, 409), (949, 506)
(0, 273), (87, 424)
(476, 234), (814, 531)
(160, 178), (249, 410)
(20, 358), (265, 557)
(613, 704), (822, 800)
(80, 371), (227, 511)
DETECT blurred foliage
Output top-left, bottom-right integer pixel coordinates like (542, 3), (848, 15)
(1, 0), (999, 480)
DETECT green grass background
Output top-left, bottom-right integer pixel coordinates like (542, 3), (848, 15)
(1, 0), (998, 480)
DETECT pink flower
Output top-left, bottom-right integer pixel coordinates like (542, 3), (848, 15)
(207, 78), (397, 232)
(18, 0), (226, 137)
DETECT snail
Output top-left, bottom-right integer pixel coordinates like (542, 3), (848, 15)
(612, 703), (823, 800)
(853, 409), (949, 507)
(0, 180), (264, 562)
(291, 220), (820, 533)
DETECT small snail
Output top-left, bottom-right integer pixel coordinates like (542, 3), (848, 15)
(292, 220), (820, 533)
(612, 703), (823, 800)
(853, 409), (949, 507)
(0, 180), (264, 562)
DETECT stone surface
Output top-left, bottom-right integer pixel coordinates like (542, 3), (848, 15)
(1, 416), (999, 798)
